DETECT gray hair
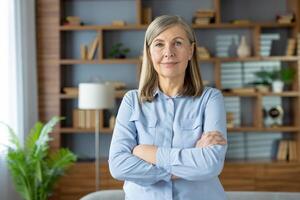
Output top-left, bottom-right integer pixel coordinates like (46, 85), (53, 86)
(138, 15), (204, 102)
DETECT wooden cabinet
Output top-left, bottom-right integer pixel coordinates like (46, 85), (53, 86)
(37, 0), (300, 199)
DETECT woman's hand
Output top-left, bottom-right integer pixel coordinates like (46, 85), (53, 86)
(132, 144), (158, 164)
(195, 131), (227, 148)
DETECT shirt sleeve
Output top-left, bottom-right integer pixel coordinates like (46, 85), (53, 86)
(156, 89), (227, 181)
(109, 91), (171, 186)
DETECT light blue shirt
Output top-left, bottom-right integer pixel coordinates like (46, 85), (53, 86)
(109, 87), (228, 200)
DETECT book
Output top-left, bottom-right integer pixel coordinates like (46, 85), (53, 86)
(277, 140), (288, 161)
(87, 36), (99, 60)
(288, 140), (297, 161)
(63, 87), (78, 95)
(195, 9), (215, 18)
(73, 109), (79, 128)
(231, 19), (251, 25)
(78, 109), (86, 128)
(112, 20), (126, 26)
(80, 44), (88, 60)
(285, 38), (296, 56)
(85, 110), (92, 129)
(231, 87), (256, 94)
(194, 17), (211, 25)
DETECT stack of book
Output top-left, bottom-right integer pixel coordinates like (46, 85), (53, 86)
(65, 16), (82, 26)
(231, 19), (251, 25)
(260, 33), (280, 56)
(277, 139), (298, 161)
(285, 38), (296, 56)
(73, 109), (102, 129)
(63, 87), (78, 96)
(197, 46), (211, 59)
(193, 9), (215, 25)
(276, 13), (294, 24)
(231, 87), (256, 94)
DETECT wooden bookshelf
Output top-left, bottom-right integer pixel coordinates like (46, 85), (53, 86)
(36, 0), (300, 198)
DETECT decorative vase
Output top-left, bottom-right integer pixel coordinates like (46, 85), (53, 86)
(237, 36), (250, 58)
(272, 80), (284, 93)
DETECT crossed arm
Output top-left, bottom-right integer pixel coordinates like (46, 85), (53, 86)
(132, 131), (227, 179)
(109, 90), (227, 186)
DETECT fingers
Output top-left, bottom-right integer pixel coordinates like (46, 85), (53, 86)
(195, 131), (227, 148)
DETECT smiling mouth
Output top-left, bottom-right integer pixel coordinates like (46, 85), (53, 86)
(161, 62), (178, 65)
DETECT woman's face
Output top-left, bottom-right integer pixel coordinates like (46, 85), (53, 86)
(149, 25), (194, 81)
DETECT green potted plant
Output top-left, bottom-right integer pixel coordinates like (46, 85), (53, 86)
(269, 68), (295, 92)
(254, 68), (295, 92)
(280, 68), (295, 85)
(108, 42), (130, 58)
(2, 116), (77, 200)
(253, 69), (272, 92)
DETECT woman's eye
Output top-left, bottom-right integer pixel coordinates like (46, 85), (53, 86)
(155, 43), (163, 47)
(175, 41), (182, 46)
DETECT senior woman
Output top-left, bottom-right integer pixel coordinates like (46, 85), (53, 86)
(109, 15), (227, 200)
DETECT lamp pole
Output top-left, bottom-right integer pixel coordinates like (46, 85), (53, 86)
(95, 109), (100, 191)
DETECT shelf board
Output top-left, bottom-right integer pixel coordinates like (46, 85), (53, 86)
(60, 90), (127, 99)
(60, 59), (140, 65)
(61, 126), (299, 134)
(260, 56), (299, 61)
(74, 158), (109, 165)
(223, 92), (258, 97)
(60, 127), (113, 134)
(60, 24), (148, 31)
(225, 159), (299, 165)
(223, 91), (299, 97)
(192, 22), (296, 29)
(61, 22), (295, 31)
(61, 57), (298, 65)
(259, 91), (300, 97)
(199, 56), (299, 63)
(228, 126), (300, 132)
(74, 158), (299, 166)
(258, 22), (296, 28)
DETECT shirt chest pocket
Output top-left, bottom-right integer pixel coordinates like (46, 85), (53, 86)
(130, 115), (157, 145)
(180, 118), (203, 148)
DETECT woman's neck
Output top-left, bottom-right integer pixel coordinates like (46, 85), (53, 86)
(159, 77), (184, 97)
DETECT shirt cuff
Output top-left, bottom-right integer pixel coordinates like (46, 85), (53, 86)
(156, 169), (172, 182)
(156, 147), (171, 173)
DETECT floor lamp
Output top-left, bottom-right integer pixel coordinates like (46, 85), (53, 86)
(78, 82), (115, 191)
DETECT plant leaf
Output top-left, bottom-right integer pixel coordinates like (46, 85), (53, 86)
(34, 116), (63, 158)
(0, 122), (21, 150)
(25, 121), (43, 155)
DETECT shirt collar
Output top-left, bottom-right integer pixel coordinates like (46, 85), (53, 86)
(153, 87), (182, 99)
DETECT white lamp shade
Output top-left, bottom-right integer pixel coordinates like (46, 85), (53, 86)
(78, 83), (115, 109)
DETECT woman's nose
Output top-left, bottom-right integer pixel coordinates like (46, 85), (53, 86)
(164, 45), (175, 58)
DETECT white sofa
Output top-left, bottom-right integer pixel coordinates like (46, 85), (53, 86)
(80, 190), (300, 200)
